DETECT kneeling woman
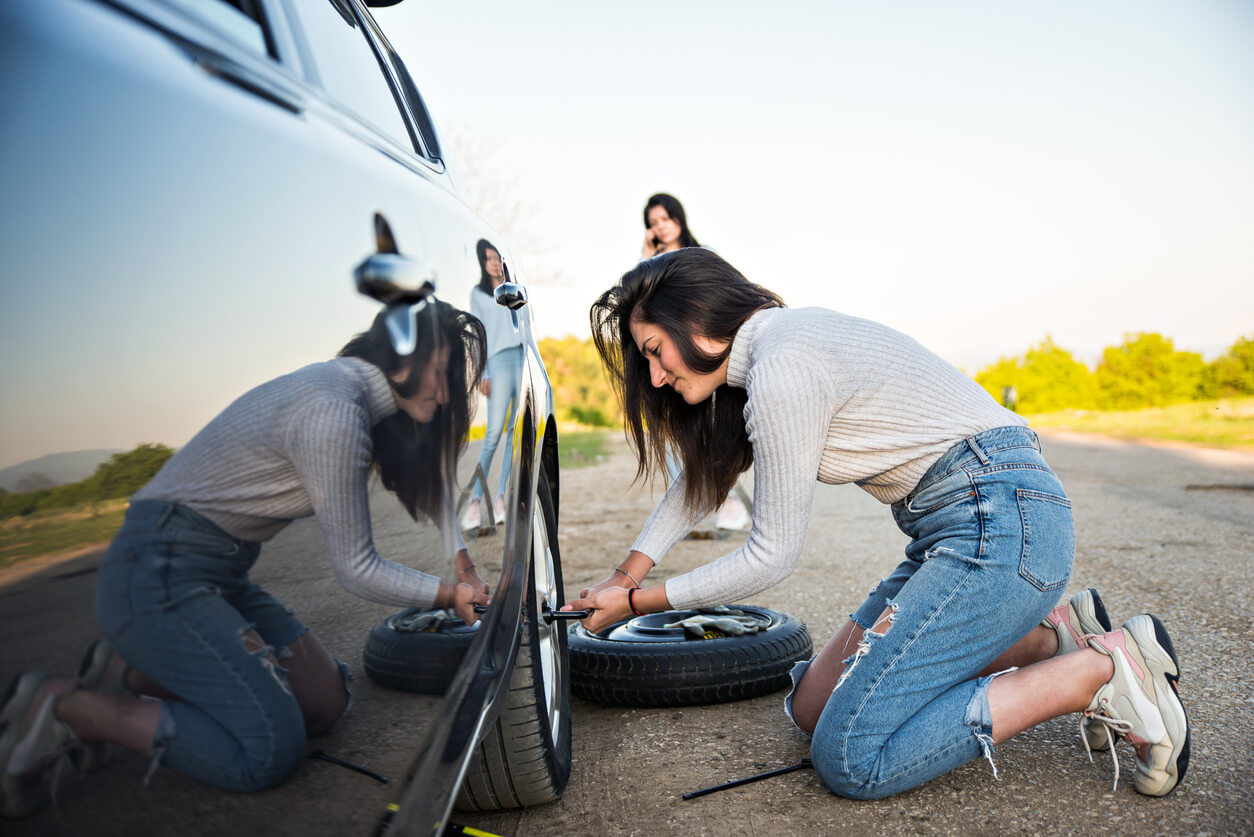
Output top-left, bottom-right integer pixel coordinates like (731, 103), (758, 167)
(1, 301), (491, 815)
(567, 248), (1188, 800)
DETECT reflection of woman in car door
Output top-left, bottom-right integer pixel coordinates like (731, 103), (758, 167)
(462, 239), (524, 529)
(640, 193), (750, 530)
(0, 304), (492, 816)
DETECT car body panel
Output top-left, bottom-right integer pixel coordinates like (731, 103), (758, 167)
(0, 1), (558, 832)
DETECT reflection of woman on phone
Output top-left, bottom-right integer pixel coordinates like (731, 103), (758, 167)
(641, 192), (700, 259)
(462, 239), (524, 528)
(639, 193), (749, 529)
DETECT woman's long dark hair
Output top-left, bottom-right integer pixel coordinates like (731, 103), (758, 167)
(475, 239), (500, 295)
(643, 193), (700, 249)
(590, 248), (783, 514)
(340, 300), (485, 522)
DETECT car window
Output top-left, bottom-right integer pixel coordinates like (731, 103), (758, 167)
(162, 0), (271, 57)
(289, 0), (414, 151)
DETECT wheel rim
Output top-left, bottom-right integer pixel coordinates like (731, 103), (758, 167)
(531, 498), (564, 745)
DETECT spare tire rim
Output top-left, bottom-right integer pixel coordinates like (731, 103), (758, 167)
(593, 607), (778, 643)
(532, 494), (564, 745)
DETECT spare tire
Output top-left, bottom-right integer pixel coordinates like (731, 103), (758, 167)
(362, 608), (475, 694)
(568, 605), (812, 707)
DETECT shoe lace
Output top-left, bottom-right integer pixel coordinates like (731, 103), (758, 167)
(1083, 709), (1131, 792)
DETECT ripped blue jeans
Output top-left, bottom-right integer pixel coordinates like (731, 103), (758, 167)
(797, 426), (1074, 800)
(95, 500), (346, 792)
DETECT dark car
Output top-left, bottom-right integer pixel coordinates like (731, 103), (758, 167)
(0, 0), (570, 833)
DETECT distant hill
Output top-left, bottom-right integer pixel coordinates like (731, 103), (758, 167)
(0, 450), (124, 492)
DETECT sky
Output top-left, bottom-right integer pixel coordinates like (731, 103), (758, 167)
(375, 0), (1253, 368)
(1, 0), (1251, 470)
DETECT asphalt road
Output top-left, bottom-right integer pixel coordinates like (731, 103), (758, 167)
(2, 430), (1251, 835)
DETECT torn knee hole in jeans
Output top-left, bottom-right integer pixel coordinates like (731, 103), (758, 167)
(237, 625), (292, 696)
(834, 602), (898, 693)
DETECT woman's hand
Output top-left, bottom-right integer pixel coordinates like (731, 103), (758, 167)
(641, 230), (662, 259)
(454, 550), (490, 596)
(562, 586), (632, 634)
(478, 379), (491, 397)
(582, 552), (653, 598)
(449, 581), (490, 626)
(580, 571), (627, 599)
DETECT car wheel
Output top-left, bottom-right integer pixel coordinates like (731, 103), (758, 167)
(362, 608), (476, 694)
(568, 606), (812, 708)
(456, 469), (571, 810)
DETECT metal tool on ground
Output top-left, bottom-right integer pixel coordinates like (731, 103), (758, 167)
(682, 759), (813, 800)
(309, 750), (390, 784)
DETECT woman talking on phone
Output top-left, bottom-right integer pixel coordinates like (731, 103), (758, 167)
(566, 247), (1189, 801)
(639, 193), (750, 529)
(641, 192), (701, 259)
(461, 239), (524, 529)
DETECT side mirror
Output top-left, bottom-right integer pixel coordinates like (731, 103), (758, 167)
(493, 282), (527, 310)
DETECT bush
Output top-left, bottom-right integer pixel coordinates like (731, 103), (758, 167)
(975, 337), (1096, 413)
(0, 443), (174, 520)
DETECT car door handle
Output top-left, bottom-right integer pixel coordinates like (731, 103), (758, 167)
(493, 282), (527, 310)
(354, 252), (437, 305)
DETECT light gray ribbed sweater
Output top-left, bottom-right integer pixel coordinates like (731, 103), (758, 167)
(133, 357), (449, 608)
(633, 307), (1026, 610)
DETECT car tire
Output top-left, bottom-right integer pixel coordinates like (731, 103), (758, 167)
(568, 606), (812, 708)
(362, 608), (476, 695)
(455, 470), (571, 810)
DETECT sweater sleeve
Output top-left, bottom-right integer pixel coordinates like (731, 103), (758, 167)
(663, 354), (837, 609)
(288, 399), (442, 608)
(629, 469), (713, 564)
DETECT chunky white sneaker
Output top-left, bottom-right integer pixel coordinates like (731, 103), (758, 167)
(1085, 615), (1190, 796)
(493, 494), (506, 525)
(0, 672), (82, 819)
(1043, 588), (1114, 751)
(460, 498), (482, 530)
(715, 492), (750, 530)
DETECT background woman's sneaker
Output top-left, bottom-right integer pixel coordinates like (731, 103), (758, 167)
(460, 498), (482, 530)
(715, 493), (750, 530)
(1085, 615), (1190, 796)
(1042, 588), (1114, 752)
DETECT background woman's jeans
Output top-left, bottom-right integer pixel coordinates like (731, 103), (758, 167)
(809, 426), (1075, 799)
(96, 501), (314, 791)
(471, 346), (523, 502)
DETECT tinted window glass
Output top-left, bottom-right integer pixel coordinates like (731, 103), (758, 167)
(291, 0), (413, 150)
(166, 0), (271, 57)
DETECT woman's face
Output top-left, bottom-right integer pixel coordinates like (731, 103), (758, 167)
(483, 248), (504, 284)
(645, 206), (682, 252)
(391, 344), (451, 423)
(628, 318), (728, 405)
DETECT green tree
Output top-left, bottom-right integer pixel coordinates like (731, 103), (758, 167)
(87, 443), (175, 499)
(1095, 333), (1204, 409)
(974, 337), (1096, 412)
(539, 337), (622, 428)
(1, 443), (175, 519)
(1200, 335), (1254, 398)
